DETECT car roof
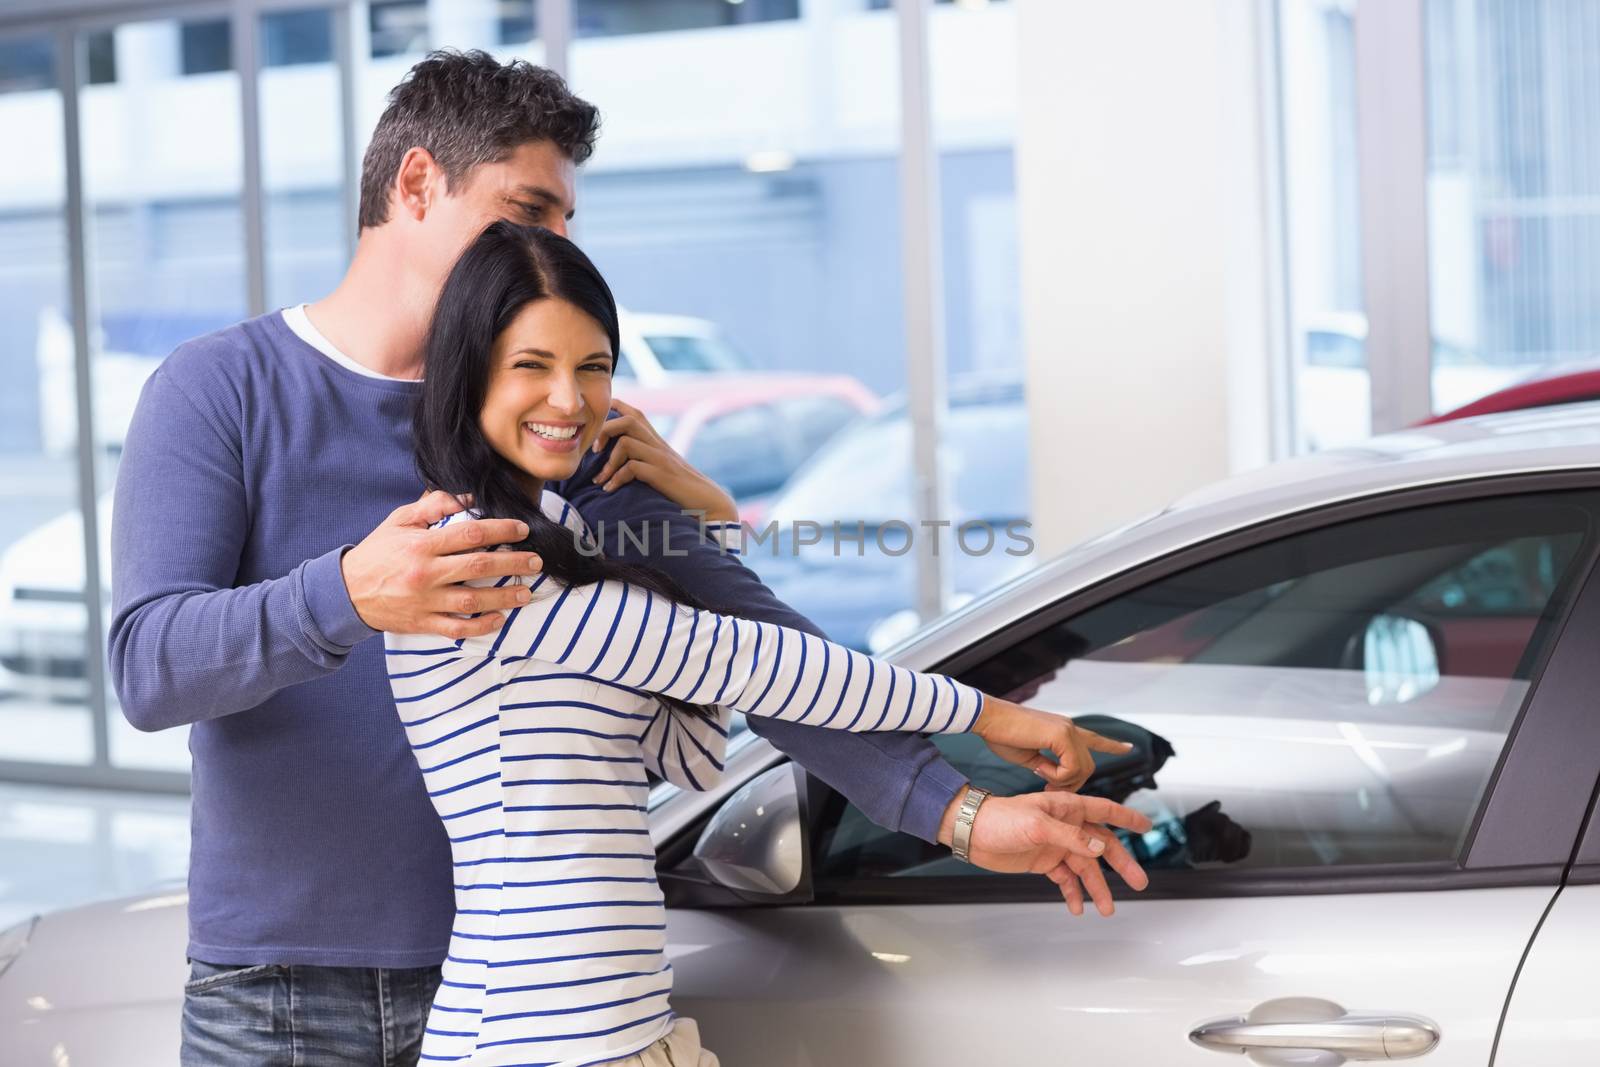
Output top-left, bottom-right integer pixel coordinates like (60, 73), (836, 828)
(1167, 400), (1600, 520)
(897, 401), (1600, 667)
(623, 312), (719, 337)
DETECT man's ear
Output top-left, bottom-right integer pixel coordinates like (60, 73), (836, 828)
(393, 146), (442, 222)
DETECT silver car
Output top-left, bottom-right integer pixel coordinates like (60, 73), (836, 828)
(7, 404), (1600, 1065)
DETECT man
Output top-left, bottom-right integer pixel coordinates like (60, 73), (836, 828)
(109, 49), (1145, 1066)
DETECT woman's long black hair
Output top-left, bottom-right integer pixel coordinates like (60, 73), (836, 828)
(413, 221), (717, 716)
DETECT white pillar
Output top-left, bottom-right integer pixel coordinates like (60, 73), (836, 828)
(114, 21), (181, 83)
(1014, 0), (1277, 556)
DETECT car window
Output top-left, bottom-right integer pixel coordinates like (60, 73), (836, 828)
(642, 333), (748, 373)
(685, 406), (793, 499)
(1305, 329), (1365, 368)
(812, 492), (1598, 883)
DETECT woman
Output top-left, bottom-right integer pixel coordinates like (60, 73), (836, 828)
(387, 222), (1135, 1067)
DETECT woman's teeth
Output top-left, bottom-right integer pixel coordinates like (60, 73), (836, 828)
(525, 423), (579, 441)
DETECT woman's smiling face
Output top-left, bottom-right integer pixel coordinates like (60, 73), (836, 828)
(480, 297), (613, 488)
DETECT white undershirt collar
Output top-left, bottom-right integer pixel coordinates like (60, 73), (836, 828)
(282, 303), (419, 383)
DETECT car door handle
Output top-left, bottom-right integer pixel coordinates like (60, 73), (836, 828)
(1190, 997), (1440, 1062)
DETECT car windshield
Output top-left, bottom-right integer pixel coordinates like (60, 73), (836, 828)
(767, 399), (1028, 526)
(641, 333), (749, 373)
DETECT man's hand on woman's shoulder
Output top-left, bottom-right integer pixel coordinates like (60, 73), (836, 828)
(341, 489), (544, 639)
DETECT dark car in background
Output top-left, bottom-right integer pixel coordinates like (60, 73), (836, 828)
(741, 378), (1033, 652)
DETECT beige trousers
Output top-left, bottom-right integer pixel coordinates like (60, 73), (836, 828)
(613, 1018), (720, 1067)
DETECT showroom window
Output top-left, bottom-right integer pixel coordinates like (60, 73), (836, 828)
(812, 491), (1597, 883)
(180, 19), (231, 75)
(497, 0), (538, 46)
(0, 35), (52, 92)
(868, 0), (1011, 9)
(84, 30), (116, 85)
(574, 0), (799, 39)
(1424, 0), (1600, 413)
(0, 31), (93, 773)
(0, 0), (1020, 794)
(80, 14), (250, 775)
(260, 7), (348, 308)
(1278, 0), (1367, 452)
(262, 8), (335, 67)
(1272, 0), (1600, 443)
(369, 0), (429, 58)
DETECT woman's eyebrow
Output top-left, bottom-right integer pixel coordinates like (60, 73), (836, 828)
(508, 348), (613, 363)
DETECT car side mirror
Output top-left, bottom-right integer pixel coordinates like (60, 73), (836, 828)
(692, 762), (813, 905)
(1363, 613), (1442, 704)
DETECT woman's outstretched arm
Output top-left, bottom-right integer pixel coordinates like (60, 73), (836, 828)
(461, 576), (1128, 780)
(468, 576), (980, 734)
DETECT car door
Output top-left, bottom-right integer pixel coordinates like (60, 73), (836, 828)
(1493, 745), (1600, 1063)
(660, 481), (1600, 1066)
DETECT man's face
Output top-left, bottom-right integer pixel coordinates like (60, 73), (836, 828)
(414, 139), (578, 292)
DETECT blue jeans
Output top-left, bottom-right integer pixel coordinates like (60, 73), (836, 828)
(180, 959), (443, 1066)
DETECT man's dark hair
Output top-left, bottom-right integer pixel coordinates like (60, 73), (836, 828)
(358, 49), (600, 230)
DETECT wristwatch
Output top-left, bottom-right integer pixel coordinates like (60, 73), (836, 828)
(951, 784), (991, 863)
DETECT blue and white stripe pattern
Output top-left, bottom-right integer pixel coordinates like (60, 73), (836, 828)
(386, 490), (983, 1067)
(701, 520), (743, 556)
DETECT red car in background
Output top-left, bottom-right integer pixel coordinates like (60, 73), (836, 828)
(614, 373), (879, 523)
(1426, 361), (1600, 423)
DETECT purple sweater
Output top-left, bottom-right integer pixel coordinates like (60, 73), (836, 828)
(108, 310), (965, 967)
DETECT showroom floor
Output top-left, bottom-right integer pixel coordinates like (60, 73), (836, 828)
(0, 782), (188, 930)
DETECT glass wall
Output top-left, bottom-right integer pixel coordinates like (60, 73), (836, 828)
(568, 0), (1029, 654)
(1274, 0), (1600, 439)
(1278, 0), (1367, 452)
(0, 33), (94, 769)
(1424, 0), (1600, 413)
(575, 0), (799, 37)
(571, 0), (920, 654)
(261, 7), (348, 309)
(0, 0), (1024, 787)
(79, 14), (250, 773)
(930, 0), (1030, 626)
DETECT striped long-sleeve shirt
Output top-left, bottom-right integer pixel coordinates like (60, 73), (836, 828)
(385, 490), (985, 1067)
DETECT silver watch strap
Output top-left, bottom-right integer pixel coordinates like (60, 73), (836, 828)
(952, 785), (990, 863)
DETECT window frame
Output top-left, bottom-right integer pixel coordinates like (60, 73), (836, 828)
(790, 472), (1600, 906)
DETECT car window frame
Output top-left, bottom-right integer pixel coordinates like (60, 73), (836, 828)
(797, 472), (1600, 905)
(1564, 776), (1600, 887)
